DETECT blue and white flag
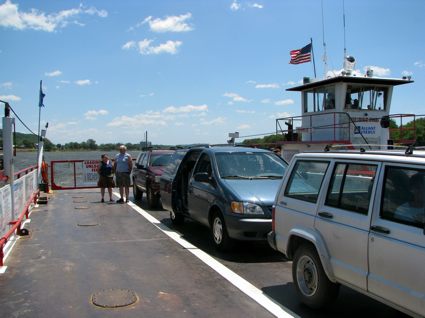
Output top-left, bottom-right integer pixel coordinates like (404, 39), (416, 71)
(38, 80), (45, 107)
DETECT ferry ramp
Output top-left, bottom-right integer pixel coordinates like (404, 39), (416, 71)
(0, 189), (279, 318)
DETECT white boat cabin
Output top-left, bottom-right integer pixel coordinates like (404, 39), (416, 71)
(278, 73), (413, 151)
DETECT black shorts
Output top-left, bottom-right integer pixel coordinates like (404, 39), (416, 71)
(98, 175), (115, 188)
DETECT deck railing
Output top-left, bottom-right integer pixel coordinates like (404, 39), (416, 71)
(0, 167), (39, 267)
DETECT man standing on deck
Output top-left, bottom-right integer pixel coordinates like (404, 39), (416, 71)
(114, 145), (133, 203)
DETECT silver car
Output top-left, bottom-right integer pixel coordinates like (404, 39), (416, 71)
(268, 150), (425, 317)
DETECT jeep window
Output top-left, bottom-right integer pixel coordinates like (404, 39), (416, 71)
(381, 167), (425, 228)
(216, 152), (286, 179)
(325, 163), (377, 215)
(284, 160), (329, 203)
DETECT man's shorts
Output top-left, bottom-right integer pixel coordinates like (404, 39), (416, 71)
(115, 172), (131, 187)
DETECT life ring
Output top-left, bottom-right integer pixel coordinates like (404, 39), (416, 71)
(41, 161), (49, 184)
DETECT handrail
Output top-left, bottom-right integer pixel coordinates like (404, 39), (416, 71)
(275, 112), (371, 148)
(15, 165), (38, 179)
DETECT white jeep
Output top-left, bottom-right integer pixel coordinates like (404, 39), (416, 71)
(268, 149), (425, 317)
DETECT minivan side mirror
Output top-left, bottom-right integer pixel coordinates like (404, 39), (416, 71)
(194, 172), (210, 183)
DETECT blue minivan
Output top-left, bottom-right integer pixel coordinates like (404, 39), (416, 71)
(160, 146), (287, 250)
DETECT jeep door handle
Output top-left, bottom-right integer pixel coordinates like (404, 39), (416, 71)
(370, 225), (390, 234)
(318, 212), (333, 219)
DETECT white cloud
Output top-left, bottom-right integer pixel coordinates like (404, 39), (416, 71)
(201, 117), (226, 125)
(237, 124), (251, 130)
(275, 99), (294, 106)
(223, 92), (249, 103)
(127, 39), (182, 55)
(0, 94), (20, 101)
(59, 80), (70, 84)
(163, 104), (208, 113)
(270, 112), (292, 119)
(140, 92), (155, 98)
(231, 1), (263, 11)
(236, 109), (255, 114)
(84, 109), (108, 120)
(45, 70), (62, 77)
(261, 98), (272, 104)
(230, 1), (241, 11)
(147, 40), (182, 55)
(108, 112), (166, 128)
(0, 1), (107, 32)
(143, 13), (193, 33)
(402, 70), (413, 77)
(1, 81), (13, 89)
(364, 65), (391, 77)
(122, 41), (136, 50)
(250, 3), (264, 9)
(75, 79), (91, 86)
(414, 61), (425, 68)
(255, 83), (280, 89)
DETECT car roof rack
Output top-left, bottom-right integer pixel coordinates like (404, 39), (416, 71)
(322, 144), (425, 158)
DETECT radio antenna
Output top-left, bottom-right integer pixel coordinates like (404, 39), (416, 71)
(343, 0), (347, 58)
(321, 0), (328, 77)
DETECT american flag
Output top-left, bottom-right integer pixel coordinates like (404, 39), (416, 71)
(289, 43), (312, 64)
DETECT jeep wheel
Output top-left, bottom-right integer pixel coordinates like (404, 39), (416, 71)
(146, 187), (159, 209)
(292, 244), (339, 309)
(133, 182), (142, 201)
(211, 212), (233, 251)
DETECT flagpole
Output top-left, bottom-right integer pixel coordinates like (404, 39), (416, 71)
(310, 38), (317, 78)
(36, 80), (44, 186)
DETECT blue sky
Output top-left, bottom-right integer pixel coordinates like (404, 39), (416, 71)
(0, 0), (424, 146)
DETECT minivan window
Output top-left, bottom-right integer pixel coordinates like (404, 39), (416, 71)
(284, 160), (329, 203)
(325, 163), (377, 215)
(140, 153), (148, 167)
(381, 166), (425, 228)
(193, 154), (212, 176)
(163, 151), (186, 175)
(150, 153), (173, 166)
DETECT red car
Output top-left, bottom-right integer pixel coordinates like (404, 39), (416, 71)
(132, 149), (174, 208)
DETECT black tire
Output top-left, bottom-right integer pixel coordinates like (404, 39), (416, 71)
(170, 210), (184, 225)
(146, 187), (159, 209)
(133, 182), (142, 201)
(210, 212), (233, 251)
(292, 244), (339, 309)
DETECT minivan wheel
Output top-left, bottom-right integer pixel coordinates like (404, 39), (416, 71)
(211, 212), (233, 251)
(133, 182), (142, 201)
(292, 244), (339, 309)
(170, 210), (184, 225)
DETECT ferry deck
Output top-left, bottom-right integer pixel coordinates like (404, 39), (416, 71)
(0, 188), (408, 318)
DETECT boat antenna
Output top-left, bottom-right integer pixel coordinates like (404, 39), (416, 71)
(321, 0), (328, 77)
(343, 0), (347, 58)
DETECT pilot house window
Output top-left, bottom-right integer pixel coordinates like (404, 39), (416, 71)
(304, 87), (336, 113)
(345, 86), (387, 111)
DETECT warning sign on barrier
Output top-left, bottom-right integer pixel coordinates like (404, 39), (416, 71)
(83, 160), (99, 185)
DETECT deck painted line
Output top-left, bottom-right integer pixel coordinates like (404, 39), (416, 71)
(127, 201), (298, 318)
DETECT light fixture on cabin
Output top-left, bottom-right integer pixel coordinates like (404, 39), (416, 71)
(342, 55), (356, 76)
